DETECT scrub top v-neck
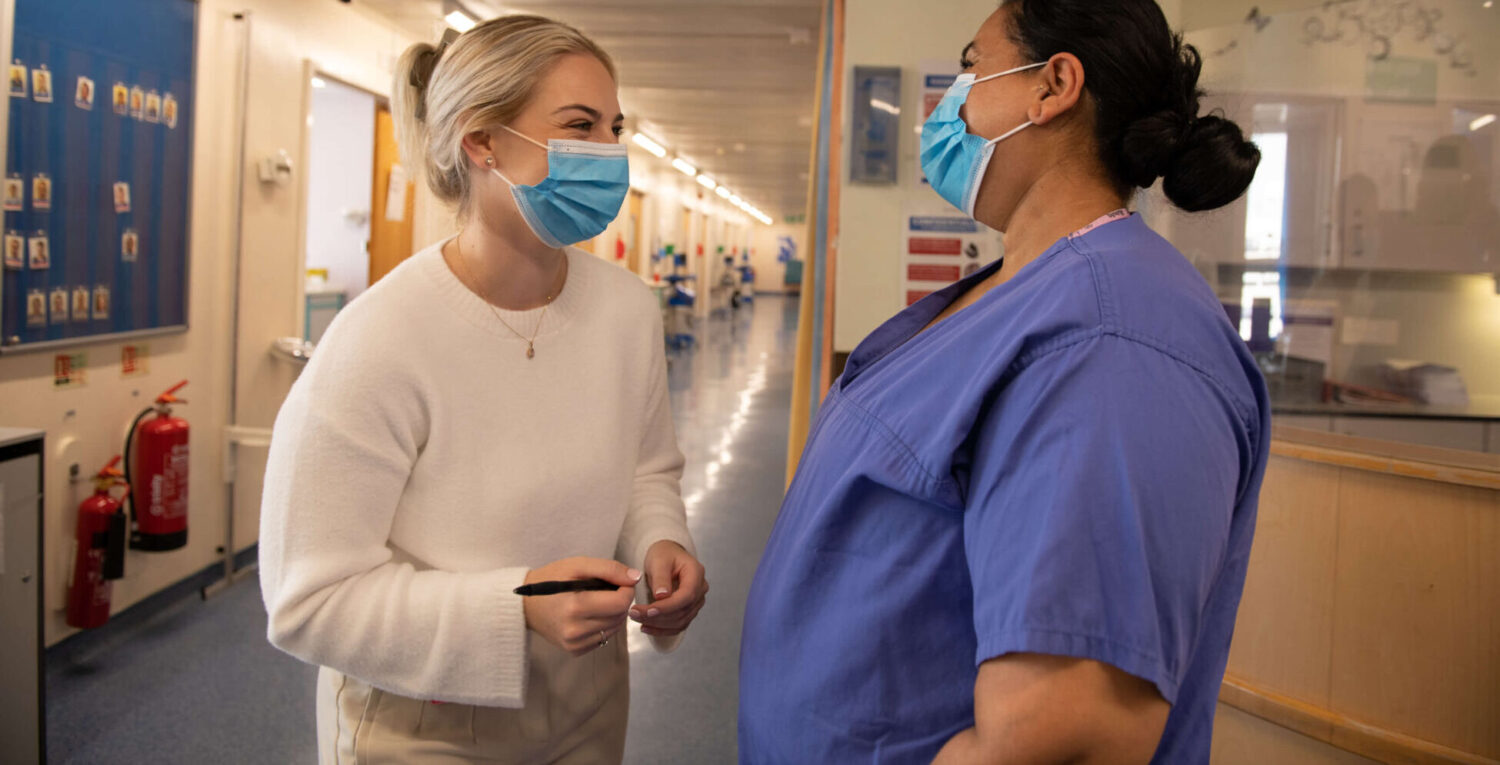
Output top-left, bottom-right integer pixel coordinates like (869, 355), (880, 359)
(739, 213), (1270, 764)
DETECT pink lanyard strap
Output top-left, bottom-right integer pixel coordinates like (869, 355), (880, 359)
(1070, 208), (1131, 239)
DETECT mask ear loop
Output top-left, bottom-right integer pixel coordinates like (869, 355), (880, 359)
(974, 63), (1048, 147)
(488, 126), (550, 188)
(971, 61), (1047, 85)
(985, 121), (1034, 147)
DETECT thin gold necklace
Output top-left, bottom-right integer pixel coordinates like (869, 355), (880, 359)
(450, 238), (566, 360)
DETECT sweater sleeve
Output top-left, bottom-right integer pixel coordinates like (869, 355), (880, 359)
(616, 304), (698, 653)
(258, 318), (531, 707)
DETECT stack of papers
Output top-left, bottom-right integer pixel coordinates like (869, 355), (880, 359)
(1381, 359), (1470, 407)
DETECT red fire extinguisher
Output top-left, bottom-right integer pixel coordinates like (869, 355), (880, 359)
(126, 380), (190, 551)
(67, 456), (129, 630)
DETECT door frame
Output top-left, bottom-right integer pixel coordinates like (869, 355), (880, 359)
(294, 61), (387, 337)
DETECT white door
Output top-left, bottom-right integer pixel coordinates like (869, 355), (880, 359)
(305, 77), (376, 321)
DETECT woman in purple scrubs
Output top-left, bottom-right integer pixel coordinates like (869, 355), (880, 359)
(741, 1), (1269, 763)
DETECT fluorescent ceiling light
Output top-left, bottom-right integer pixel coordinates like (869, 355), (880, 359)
(445, 10), (477, 32)
(696, 175), (717, 190)
(715, 186), (732, 199)
(631, 132), (667, 158)
(672, 158), (697, 177)
(729, 194), (743, 206)
(310, 77), (327, 89)
(1471, 113), (1496, 131)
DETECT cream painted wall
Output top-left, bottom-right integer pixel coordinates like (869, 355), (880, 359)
(1182, 0), (1322, 32)
(832, 0), (1005, 352)
(750, 223), (807, 293)
(0, 0), (423, 646)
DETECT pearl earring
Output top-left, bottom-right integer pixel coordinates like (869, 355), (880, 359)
(485, 156), (495, 167)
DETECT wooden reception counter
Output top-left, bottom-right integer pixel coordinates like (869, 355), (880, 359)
(1211, 426), (1499, 765)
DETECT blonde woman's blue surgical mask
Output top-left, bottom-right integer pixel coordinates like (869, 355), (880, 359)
(490, 125), (629, 248)
(920, 62), (1046, 217)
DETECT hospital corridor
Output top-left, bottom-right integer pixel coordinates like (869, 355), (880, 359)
(1, 1), (1498, 764)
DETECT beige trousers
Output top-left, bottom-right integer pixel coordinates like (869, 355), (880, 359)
(316, 633), (629, 764)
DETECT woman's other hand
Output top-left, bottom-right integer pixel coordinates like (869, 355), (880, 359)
(630, 541), (708, 637)
(522, 557), (640, 656)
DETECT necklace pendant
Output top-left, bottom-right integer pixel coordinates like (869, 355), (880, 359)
(526, 343), (535, 360)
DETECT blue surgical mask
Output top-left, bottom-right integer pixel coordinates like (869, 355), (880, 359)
(491, 126), (629, 248)
(920, 63), (1045, 217)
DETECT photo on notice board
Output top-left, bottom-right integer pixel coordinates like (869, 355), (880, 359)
(32, 174), (51, 210)
(163, 93), (177, 129)
(122, 229), (139, 262)
(26, 290), (47, 328)
(3, 176), (23, 211)
(8, 63), (27, 98)
(75, 76), (94, 110)
(112, 82), (128, 114)
(32, 66), (52, 103)
(50, 288), (68, 325)
(71, 287), (90, 323)
(129, 85), (143, 119)
(28, 234), (50, 270)
(92, 286), (111, 320)
(4, 231), (24, 270)
(113, 182), (131, 213)
(144, 91), (160, 123)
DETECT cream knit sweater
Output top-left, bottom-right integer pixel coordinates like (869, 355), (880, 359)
(259, 241), (695, 707)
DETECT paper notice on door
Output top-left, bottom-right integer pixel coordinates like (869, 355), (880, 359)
(385, 164), (409, 222)
(1277, 300), (1338, 365)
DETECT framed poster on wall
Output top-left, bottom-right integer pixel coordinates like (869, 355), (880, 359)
(1, 0), (197, 353)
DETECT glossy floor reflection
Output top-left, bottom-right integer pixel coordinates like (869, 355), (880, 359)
(43, 293), (800, 764)
(625, 295), (800, 765)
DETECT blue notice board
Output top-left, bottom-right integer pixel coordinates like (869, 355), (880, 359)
(3, 0), (197, 352)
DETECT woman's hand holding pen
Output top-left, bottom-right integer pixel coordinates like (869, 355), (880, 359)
(521, 557), (640, 656)
(630, 541), (709, 637)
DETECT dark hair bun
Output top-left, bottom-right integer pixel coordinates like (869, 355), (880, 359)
(1119, 109), (1192, 189)
(1161, 114), (1261, 212)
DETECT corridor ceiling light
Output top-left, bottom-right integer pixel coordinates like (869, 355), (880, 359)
(696, 174), (717, 190)
(631, 132), (668, 158)
(310, 77), (327, 89)
(672, 158), (698, 177)
(444, 9), (477, 32)
(1471, 113), (1497, 131)
(729, 193), (743, 206)
(715, 185), (732, 199)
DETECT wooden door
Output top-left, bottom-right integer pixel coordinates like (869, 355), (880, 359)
(627, 189), (644, 273)
(369, 104), (415, 285)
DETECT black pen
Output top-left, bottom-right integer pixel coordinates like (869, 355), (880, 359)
(513, 578), (621, 596)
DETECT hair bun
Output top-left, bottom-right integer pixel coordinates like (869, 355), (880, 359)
(1161, 114), (1261, 212)
(1119, 109), (1192, 188)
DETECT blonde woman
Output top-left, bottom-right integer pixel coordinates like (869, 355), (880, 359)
(259, 15), (708, 764)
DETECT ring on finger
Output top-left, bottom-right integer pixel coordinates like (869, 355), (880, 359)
(598, 630), (610, 648)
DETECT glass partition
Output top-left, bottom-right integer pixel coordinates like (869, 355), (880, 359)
(1151, 0), (1500, 452)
